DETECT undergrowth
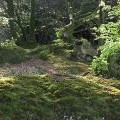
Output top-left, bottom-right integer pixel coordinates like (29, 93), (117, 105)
(0, 46), (29, 64)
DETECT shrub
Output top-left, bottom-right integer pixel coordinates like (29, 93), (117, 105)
(49, 39), (68, 55)
(37, 50), (50, 60)
(96, 21), (120, 45)
(92, 57), (108, 76)
(30, 46), (50, 60)
(92, 6), (120, 79)
(56, 28), (74, 43)
(56, 28), (64, 39)
(92, 41), (120, 79)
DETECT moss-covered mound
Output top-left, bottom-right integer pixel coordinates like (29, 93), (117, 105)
(0, 75), (120, 120)
(0, 46), (29, 64)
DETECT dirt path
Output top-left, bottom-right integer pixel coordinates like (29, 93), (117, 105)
(0, 58), (59, 76)
(0, 57), (90, 82)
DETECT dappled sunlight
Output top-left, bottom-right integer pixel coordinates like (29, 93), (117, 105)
(0, 74), (120, 119)
(50, 54), (89, 76)
(0, 77), (15, 82)
(81, 75), (120, 95)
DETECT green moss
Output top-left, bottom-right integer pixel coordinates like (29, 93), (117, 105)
(0, 75), (120, 120)
(47, 84), (58, 93)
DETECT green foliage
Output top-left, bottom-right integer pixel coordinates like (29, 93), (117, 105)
(37, 51), (50, 61)
(92, 4), (120, 79)
(56, 29), (64, 39)
(0, 17), (8, 26)
(92, 57), (108, 76)
(108, 1), (120, 19)
(49, 39), (68, 55)
(30, 46), (50, 60)
(56, 28), (74, 43)
(95, 1), (120, 44)
(53, 39), (67, 48)
(96, 21), (120, 44)
(92, 41), (120, 79)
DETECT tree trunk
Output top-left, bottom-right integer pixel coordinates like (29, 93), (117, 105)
(6, 0), (17, 39)
(99, 0), (106, 24)
(29, 0), (36, 42)
(14, 10), (27, 41)
(111, 0), (118, 7)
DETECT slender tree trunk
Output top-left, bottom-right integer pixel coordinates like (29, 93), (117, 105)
(68, 1), (74, 25)
(6, 0), (17, 39)
(99, 0), (106, 24)
(29, 0), (36, 42)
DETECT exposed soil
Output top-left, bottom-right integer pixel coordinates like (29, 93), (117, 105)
(0, 58), (59, 76)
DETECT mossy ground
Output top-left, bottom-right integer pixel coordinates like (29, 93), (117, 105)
(0, 44), (120, 120)
(0, 75), (120, 120)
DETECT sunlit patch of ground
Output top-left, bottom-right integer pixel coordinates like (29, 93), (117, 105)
(50, 55), (90, 76)
(0, 77), (14, 82)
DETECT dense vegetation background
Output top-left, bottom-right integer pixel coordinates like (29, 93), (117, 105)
(0, 0), (120, 120)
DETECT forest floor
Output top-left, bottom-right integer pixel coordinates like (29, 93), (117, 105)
(0, 45), (120, 120)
